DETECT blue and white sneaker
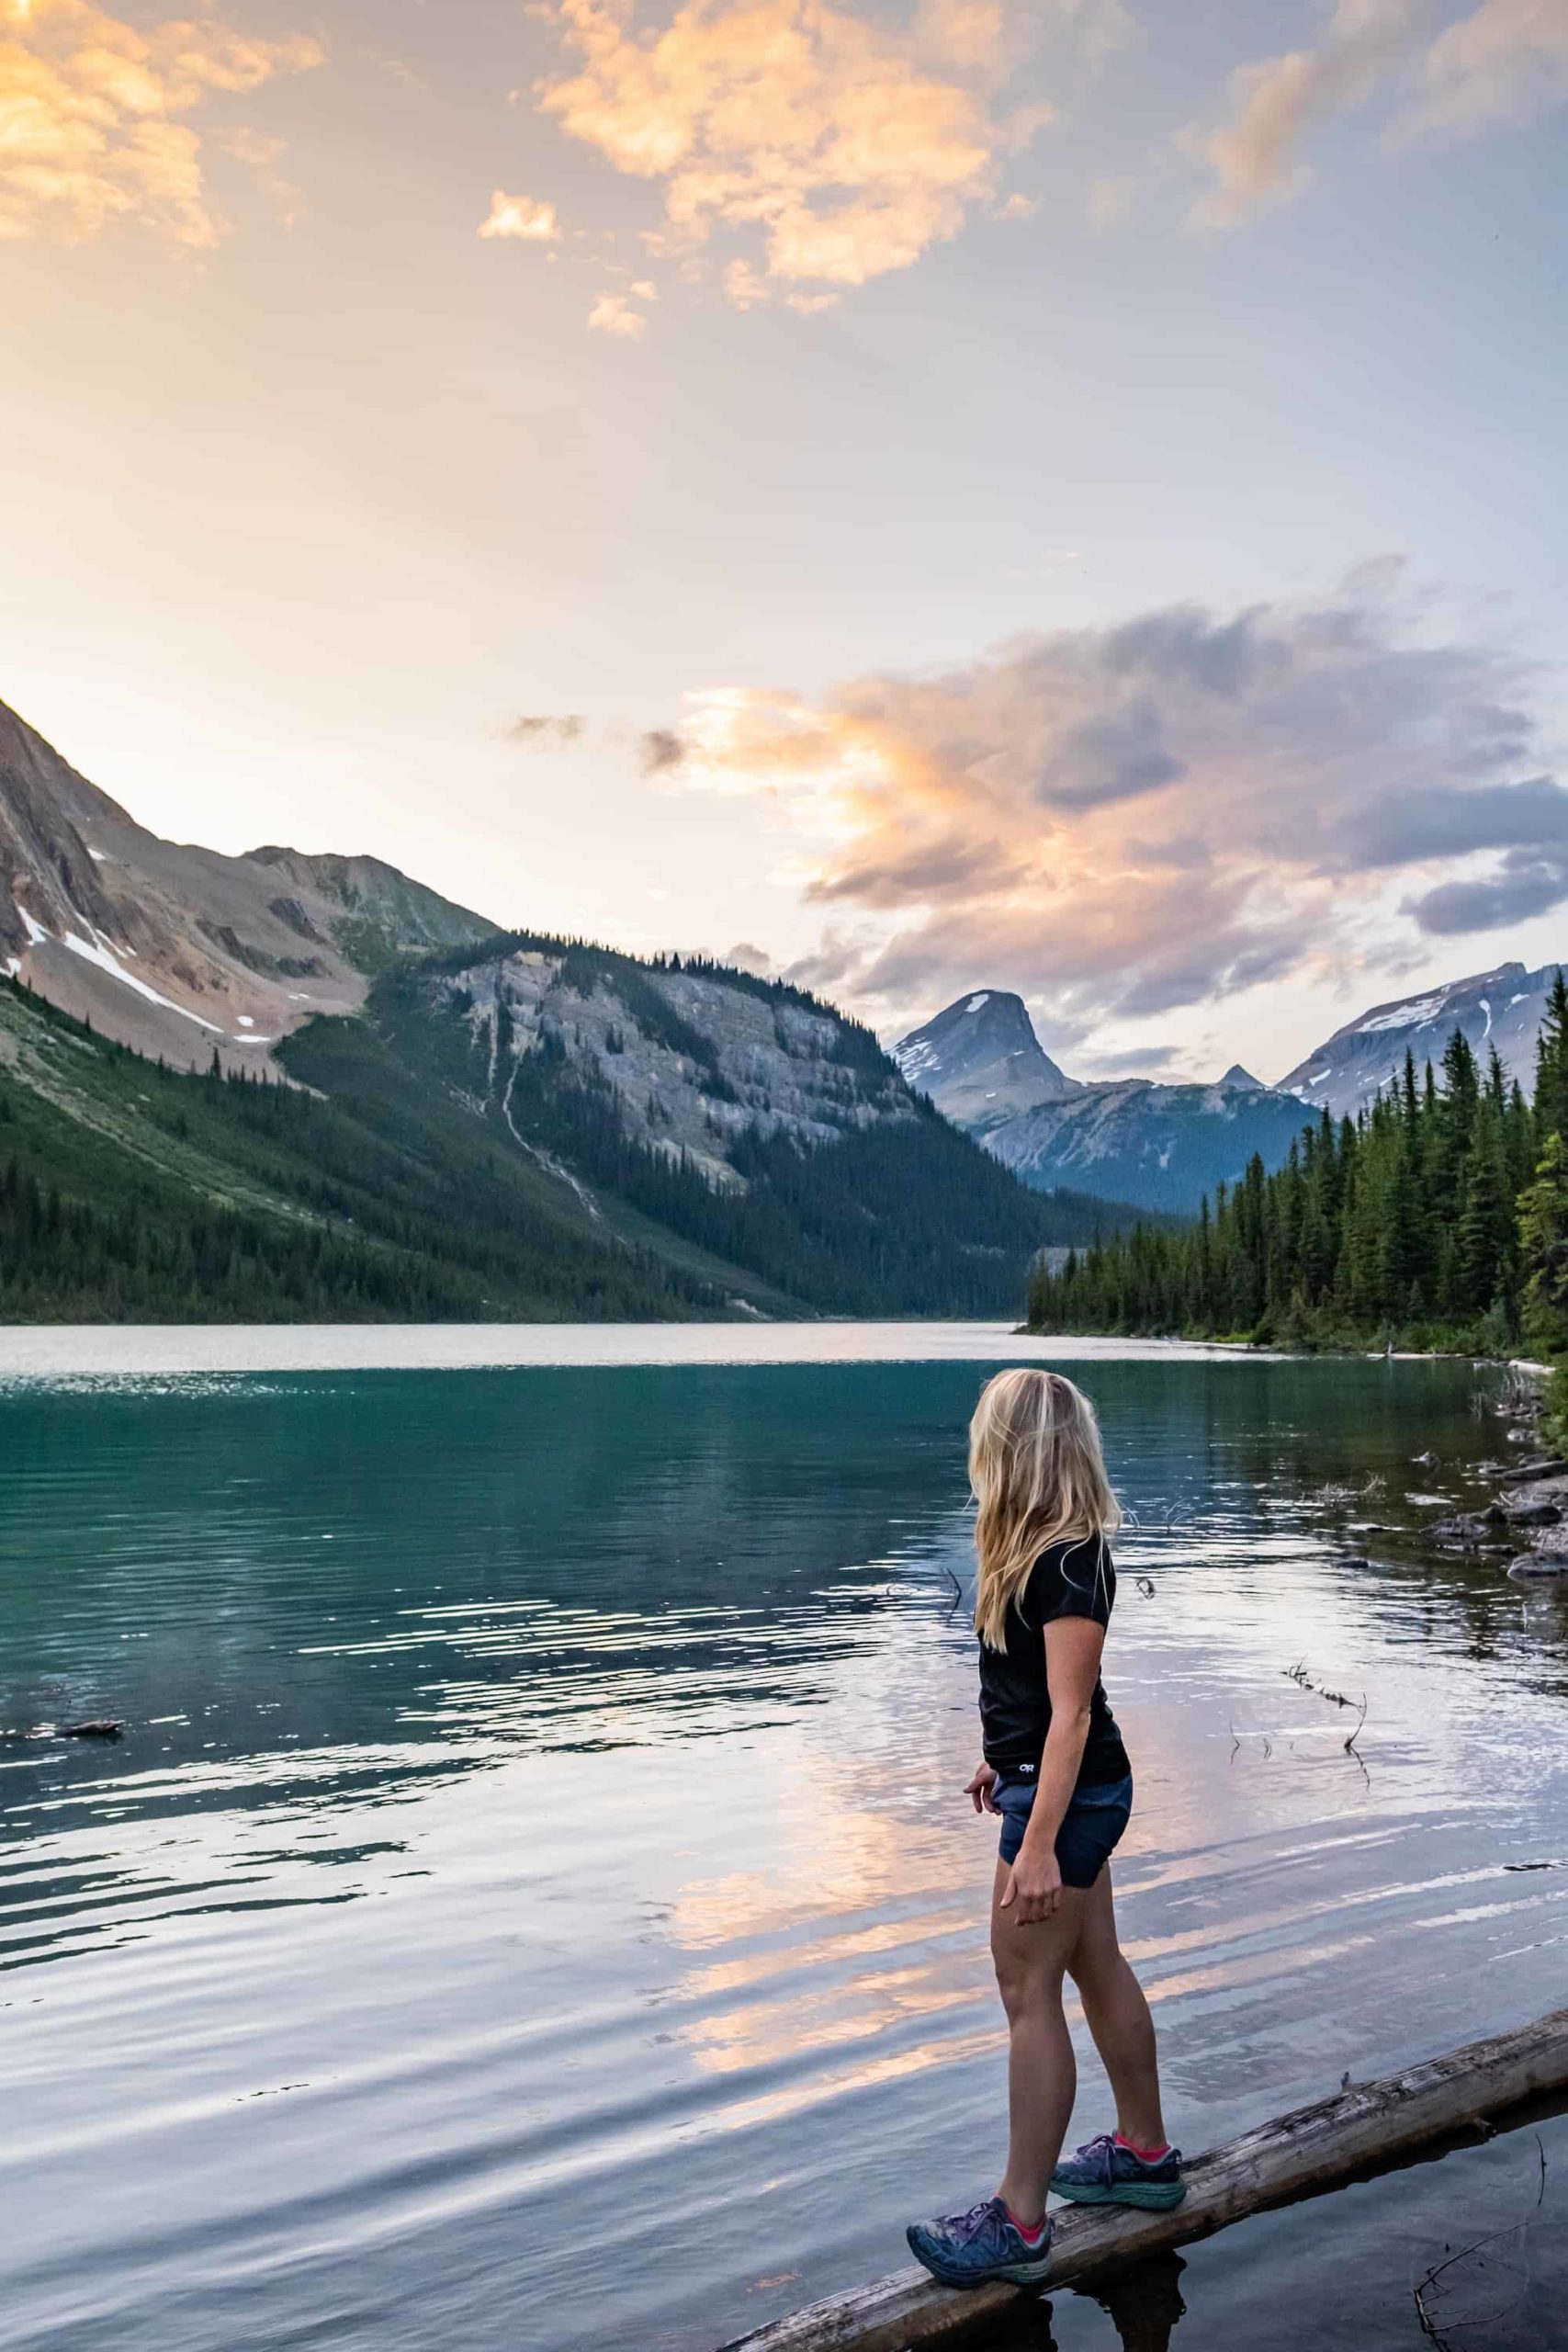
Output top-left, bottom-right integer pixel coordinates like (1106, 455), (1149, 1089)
(906, 2196), (1053, 2288)
(1050, 2132), (1185, 2210)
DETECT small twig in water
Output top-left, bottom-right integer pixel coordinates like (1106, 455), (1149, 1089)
(1135, 1575), (1156, 1599)
(1410, 2136), (1548, 2346)
(1344, 1693), (1369, 1756)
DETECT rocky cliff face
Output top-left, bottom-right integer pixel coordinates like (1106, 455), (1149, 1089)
(894, 989), (1080, 1134)
(0, 697), (497, 1070)
(1278, 963), (1562, 1119)
(434, 943), (910, 1193)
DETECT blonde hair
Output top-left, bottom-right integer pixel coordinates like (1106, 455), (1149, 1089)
(970, 1368), (1121, 1650)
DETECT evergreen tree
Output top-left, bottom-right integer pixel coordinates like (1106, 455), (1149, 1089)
(1519, 1134), (1568, 1353)
(1455, 1090), (1517, 1324)
(1534, 970), (1568, 1144)
(1026, 1019), (1558, 1352)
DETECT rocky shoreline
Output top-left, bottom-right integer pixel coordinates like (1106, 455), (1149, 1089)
(1422, 1367), (1568, 1579)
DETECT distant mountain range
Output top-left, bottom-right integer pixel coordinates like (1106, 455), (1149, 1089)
(0, 696), (1145, 1321)
(897, 965), (1564, 1215)
(1276, 964), (1562, 1118)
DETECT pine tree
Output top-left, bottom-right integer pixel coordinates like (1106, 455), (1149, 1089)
(1534, 970), (1568, 1143)
(1519, 1134), (1568, 1353)
(1456, 1091), (1517, 1322)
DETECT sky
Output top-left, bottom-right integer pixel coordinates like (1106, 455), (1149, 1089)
(2, 0), (1566, 1083)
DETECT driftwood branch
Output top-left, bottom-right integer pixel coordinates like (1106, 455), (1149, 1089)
(719, 2007), (1568, 2352)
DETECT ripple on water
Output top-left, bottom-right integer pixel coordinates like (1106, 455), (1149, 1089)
(3, 1352), (1568, 2352)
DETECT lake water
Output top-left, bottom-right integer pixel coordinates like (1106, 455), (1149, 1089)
(5, 1329), (1568, 2352)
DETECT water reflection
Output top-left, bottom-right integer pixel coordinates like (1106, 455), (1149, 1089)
(4, 1356), (1568, 2352)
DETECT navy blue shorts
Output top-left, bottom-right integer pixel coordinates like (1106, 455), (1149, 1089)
(992, 1770), (1133, 1887)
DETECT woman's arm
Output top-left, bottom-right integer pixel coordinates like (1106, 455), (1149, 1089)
(1000, 1614), (1106, 1926)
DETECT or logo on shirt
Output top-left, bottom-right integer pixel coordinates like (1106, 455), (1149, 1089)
(1016, 1761), (1037, 1776)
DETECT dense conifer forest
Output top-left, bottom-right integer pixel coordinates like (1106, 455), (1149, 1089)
(0, 980), (716, 1321)
(1029, 973), (1568, 1365)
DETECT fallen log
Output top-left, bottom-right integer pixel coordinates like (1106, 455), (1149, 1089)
(721, 2006), (1568, 2352)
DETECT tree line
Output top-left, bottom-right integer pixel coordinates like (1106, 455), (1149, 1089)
(1028, 973), (1568, 1359)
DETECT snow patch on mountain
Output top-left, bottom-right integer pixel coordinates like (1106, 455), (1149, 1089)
(1357, 993), (1448, 1035)
(1280, 961), (1562, 1119)
(894, 989), (1080, 1135)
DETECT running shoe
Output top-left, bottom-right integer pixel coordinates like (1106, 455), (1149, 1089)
(906, 2196), (1054, 2287)
(1050, 2133), (1185, 2210)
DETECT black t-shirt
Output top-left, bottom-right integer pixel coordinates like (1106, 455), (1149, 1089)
(978, 1533), (1130, 1786)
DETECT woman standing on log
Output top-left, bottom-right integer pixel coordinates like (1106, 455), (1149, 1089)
(907, 1367), (1183, 2290)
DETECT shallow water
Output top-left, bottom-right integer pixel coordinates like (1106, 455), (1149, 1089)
(4, 1342), (1568, 2351)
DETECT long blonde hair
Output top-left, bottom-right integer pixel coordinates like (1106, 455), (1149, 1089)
(970, 1368), (1121, 1650)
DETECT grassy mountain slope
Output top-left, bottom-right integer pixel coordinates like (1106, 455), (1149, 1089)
(0, 977), (739, 1321)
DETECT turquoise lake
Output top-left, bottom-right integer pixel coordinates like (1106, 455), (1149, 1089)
(4, 1329), (1568, 2351)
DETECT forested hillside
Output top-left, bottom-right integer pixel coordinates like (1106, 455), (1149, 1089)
(0, 937), (1143, 1323)
(1030, 974), (1568, 1357)
(0, 975), (723, 1321)
(282, 933), (1144, 1319)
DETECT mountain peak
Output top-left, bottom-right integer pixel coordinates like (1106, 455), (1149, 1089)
(1220, 1063), (1267, 1091)
(0, 692), (498, 1069)
(1278, 962), (1563, 1117)
(894, 989), (1081, 1134)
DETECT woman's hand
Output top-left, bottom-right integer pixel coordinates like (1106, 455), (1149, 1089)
(1000, 1840), (1063, 1925)
(964, 1761), (999, 1814)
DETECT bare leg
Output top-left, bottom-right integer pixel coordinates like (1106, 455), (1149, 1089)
(988, 1859), (1088, 2225)
(1066, 1865), (1168, 2151)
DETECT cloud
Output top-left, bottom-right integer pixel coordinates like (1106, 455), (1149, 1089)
(479, 188), (561, 242)
(0, 0), (322, 247)
(507, 713), (585, 742)
(1074, 1042), (1183, 1077)
(1086, 170), (1134, 224)
(639, 726), (687, 773)
(1404, 852), (1568, 934)
(647, 570), (1568, 1034)
(720, 938), (776, 974)
(589, 288), (649, 334)
(1414, 0), (1568, 136)
(1183, 0), (1417, 224)
(1184, 0), (1568, 222)
(533, 0), (1059, 302)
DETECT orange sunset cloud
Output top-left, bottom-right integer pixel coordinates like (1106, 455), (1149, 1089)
(535, 0), (1056, 303)
(0, 0), (321, 246)
(647, 571), (1568, 1034)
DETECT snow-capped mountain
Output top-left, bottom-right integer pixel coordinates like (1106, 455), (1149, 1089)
(897, 990), (1310, 1212)
(1279, 963), (1562, 1119)
(900, 958), (1567, 1210)
(893, 989), (1080, 1134)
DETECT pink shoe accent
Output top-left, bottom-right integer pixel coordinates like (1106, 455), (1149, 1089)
(1115, 2132), (1171, 2164)
(1005, 2205), (1046, 2243)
